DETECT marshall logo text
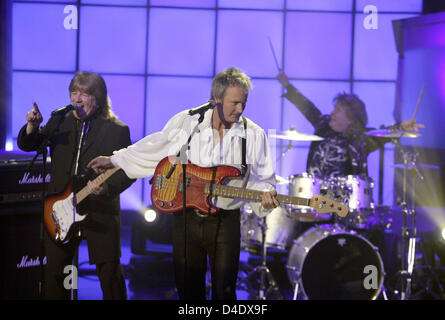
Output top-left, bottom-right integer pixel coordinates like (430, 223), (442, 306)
(18, 172), (51, 185)
(17, 255), (47, 269)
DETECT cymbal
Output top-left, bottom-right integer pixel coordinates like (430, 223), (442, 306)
(275, 174), (289, 184)
(365, 129), (420, 138)
(270, 129), (324, 141)
(392, 163), (440, 170)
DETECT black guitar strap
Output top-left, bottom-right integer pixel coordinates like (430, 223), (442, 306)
(241, 117), (247, 178)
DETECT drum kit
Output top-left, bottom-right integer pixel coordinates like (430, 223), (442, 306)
(237, 127), (442, 300)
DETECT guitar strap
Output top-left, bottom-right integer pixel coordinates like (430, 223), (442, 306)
(188, 109), (248, 178)
(241, 117), (247, 178)
(191, 109), (248, 178)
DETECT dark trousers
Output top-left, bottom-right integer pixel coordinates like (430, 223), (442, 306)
(172, 209), (241, 300)
(42, 230), (127, 300)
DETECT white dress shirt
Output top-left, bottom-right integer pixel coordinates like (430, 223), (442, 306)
(110, 108), (276, 217)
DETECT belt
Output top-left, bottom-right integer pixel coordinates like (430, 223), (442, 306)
(193, 208), (240, 218)
(194, 210), (208, 218)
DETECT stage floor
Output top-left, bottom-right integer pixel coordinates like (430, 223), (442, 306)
(76, 222), (445, 301)
(77, 225), (282, 300)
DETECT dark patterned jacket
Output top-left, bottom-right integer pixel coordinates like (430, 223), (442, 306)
(283, 84), (389, 177)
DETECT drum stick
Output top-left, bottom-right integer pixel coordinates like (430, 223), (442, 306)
(32, 101), (41, 113)
(268, 36), (281, 71)
(411, 83), (424, 120)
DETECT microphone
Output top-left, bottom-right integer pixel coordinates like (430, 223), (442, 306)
(51, 103), (77, 116)
(188, 100), (216, 116)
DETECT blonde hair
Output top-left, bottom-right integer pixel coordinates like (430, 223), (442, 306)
(211, 67), (252, 101)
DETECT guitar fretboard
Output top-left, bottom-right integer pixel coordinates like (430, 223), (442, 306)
(204, 183), (310, 206)
(75, 167), (120, 204)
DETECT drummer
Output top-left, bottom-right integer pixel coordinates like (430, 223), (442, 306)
(276, 71), (424, 178)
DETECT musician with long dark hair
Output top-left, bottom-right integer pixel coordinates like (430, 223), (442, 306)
(276, 70), (424, 177)
(17, 71), (135, 299)
(276, 71), (425, 285)
(88, 67), (279, 300)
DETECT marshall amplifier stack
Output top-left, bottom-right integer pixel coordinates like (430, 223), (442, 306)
(0, 157), (51, 300)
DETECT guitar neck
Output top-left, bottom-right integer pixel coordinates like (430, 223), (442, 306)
(75, 167), (120, 204)
(205, 183), (310, 206)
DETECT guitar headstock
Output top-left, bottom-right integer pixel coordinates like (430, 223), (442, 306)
(310, 194), (349, 217)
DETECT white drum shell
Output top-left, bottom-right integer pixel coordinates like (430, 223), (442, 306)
(338, 175), (375, 213)
(241, 206), (298, 250)
(288, 173), (331, 222)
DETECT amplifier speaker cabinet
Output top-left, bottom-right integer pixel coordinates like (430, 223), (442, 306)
(0, 202), (46, 300)
(0, 159), (51, 205)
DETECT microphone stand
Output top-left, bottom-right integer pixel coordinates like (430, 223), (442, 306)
(69, 120), (88, 301)
(24, 114), (66, 300)
(165, 107), (209, 298)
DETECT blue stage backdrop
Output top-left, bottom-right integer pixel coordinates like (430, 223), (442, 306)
(8, 0), (423, 211)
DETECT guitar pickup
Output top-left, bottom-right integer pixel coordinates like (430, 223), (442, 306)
(154, 174), (165, 190)
(178, 177), (191, 193)
(51, 211), (59, 227)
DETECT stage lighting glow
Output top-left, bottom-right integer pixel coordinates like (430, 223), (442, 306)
(144, 208), (157, 223)
(441, 228), (445, 241)
(5, 140), (13, 151)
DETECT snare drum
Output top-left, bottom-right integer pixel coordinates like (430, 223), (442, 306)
(241, 205), (298, 251)
(286, 224), (385, 300)
(288, 173), (331, 222)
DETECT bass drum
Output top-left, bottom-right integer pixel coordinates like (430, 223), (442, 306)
(286, 224), (384, 300)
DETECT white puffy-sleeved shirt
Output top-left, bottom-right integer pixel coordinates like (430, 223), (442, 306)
(110, 108), (276, 217)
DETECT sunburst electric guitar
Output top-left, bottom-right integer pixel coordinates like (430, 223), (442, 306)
(44, 167), (120, 243)
(151, 156), (349, 217)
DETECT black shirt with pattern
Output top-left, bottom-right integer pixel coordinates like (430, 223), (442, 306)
(283, 84), (388, 177)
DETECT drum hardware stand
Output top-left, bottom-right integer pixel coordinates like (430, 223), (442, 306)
(285, 265), (303, 300)
(276, 139), (293, 162)
(238, 217), (283, 300)
(292, 278), (299, 300)
(391, 138), (416, 300)
(379, 285), (389, 300)
(406, 237), (445, 300)
(390, 139), (441, 300)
